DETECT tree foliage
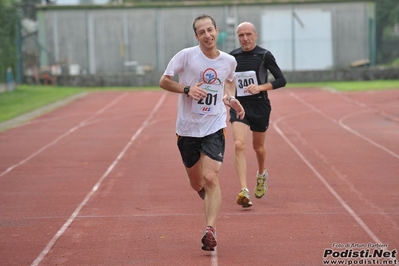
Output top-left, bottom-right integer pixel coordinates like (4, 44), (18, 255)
(376, 0), (399, 63)
(0, 0), (19, 83)
(376, 0), (399, 37)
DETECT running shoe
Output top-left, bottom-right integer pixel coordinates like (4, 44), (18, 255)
(236, 188), (253, 208)
(197, 187), (205, 200)
(254, 170), (268, 198)
(201, 226), (217, 251)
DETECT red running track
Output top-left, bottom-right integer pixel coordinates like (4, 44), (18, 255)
(0, 88), (398, 266)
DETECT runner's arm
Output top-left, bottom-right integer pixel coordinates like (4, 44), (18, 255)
(224, 78), (245, 120)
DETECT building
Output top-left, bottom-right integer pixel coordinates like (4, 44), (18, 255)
(29, 0), (381, 85)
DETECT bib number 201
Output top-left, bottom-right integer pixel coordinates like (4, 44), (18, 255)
(191, 83), (221, 115)
(198, 93), (217, 106)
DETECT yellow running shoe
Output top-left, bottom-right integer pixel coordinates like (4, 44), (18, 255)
(254, 170), (268, 198)
(236, 188), (253, 208)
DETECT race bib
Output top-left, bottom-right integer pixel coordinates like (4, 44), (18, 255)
(235, 71), (258, 97)
(191, 83), (222, 115)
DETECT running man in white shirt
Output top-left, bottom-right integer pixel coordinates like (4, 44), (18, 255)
(159, 14), (245, 251)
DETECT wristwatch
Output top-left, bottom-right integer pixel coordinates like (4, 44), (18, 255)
(183, 86), (190, 96)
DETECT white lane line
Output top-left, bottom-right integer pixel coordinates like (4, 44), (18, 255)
(287, 91), (338, 123)
(288, 90), (399, 160)
(0, 92), (129, 178)
(212, 248), (218, 266)
(3, 210), (398, 221)
(273, 116), (382, 244)
(278, 89), (399, 239)
(31, 92), (167, 266)
(338, 110), (399, 160)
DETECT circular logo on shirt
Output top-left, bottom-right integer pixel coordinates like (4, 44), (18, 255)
(202, 68), (218, 84)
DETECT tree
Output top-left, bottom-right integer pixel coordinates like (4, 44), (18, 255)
(0, 0), (19, 83)
(376, 0), (399, 64)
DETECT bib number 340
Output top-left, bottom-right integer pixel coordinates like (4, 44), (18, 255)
(235, 70), (258, 97)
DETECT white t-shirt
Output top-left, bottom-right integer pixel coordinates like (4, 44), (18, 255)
(163, 45), (237, 137)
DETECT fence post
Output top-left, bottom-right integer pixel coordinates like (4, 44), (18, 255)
(6, 67), (15, 92)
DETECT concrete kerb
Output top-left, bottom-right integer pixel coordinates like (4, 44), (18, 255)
(0, 92), (89, 132)
(0, 83), (6, 93)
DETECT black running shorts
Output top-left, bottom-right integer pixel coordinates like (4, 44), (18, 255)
(176, 129), (226, 168)
(230, 100), (271, 132)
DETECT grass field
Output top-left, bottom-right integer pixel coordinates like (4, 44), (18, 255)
(0, 81), (399, 124)
(287, 80), (399, 91)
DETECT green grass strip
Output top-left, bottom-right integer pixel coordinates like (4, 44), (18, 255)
(287, 80), (399, 91)
(1, 81), (398, 124)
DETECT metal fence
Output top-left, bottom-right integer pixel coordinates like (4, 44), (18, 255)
(24, 2), (375, 83)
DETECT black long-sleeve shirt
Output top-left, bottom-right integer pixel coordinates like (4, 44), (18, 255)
(230, 45), (286, 101)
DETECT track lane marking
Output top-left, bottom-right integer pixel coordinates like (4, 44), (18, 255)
(287, 90), (399, 160)
(271, 89), (399, 245)
(273, 115), (383, 244)
(31, 93), (166, 266)
(30, 92), (166, 266)
(338, 110), (399, 160)
(0, 92), (129, 178)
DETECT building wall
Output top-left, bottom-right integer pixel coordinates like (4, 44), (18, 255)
(35, 2), (375, 79)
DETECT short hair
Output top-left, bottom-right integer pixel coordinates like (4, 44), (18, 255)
(192, 14), (217, 34)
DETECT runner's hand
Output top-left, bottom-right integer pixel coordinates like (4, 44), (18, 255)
(188, 82), (207, 101)
(244, 84), (261, 95)
(222, 94), (231, 106)
(229, 98), (245, 120)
